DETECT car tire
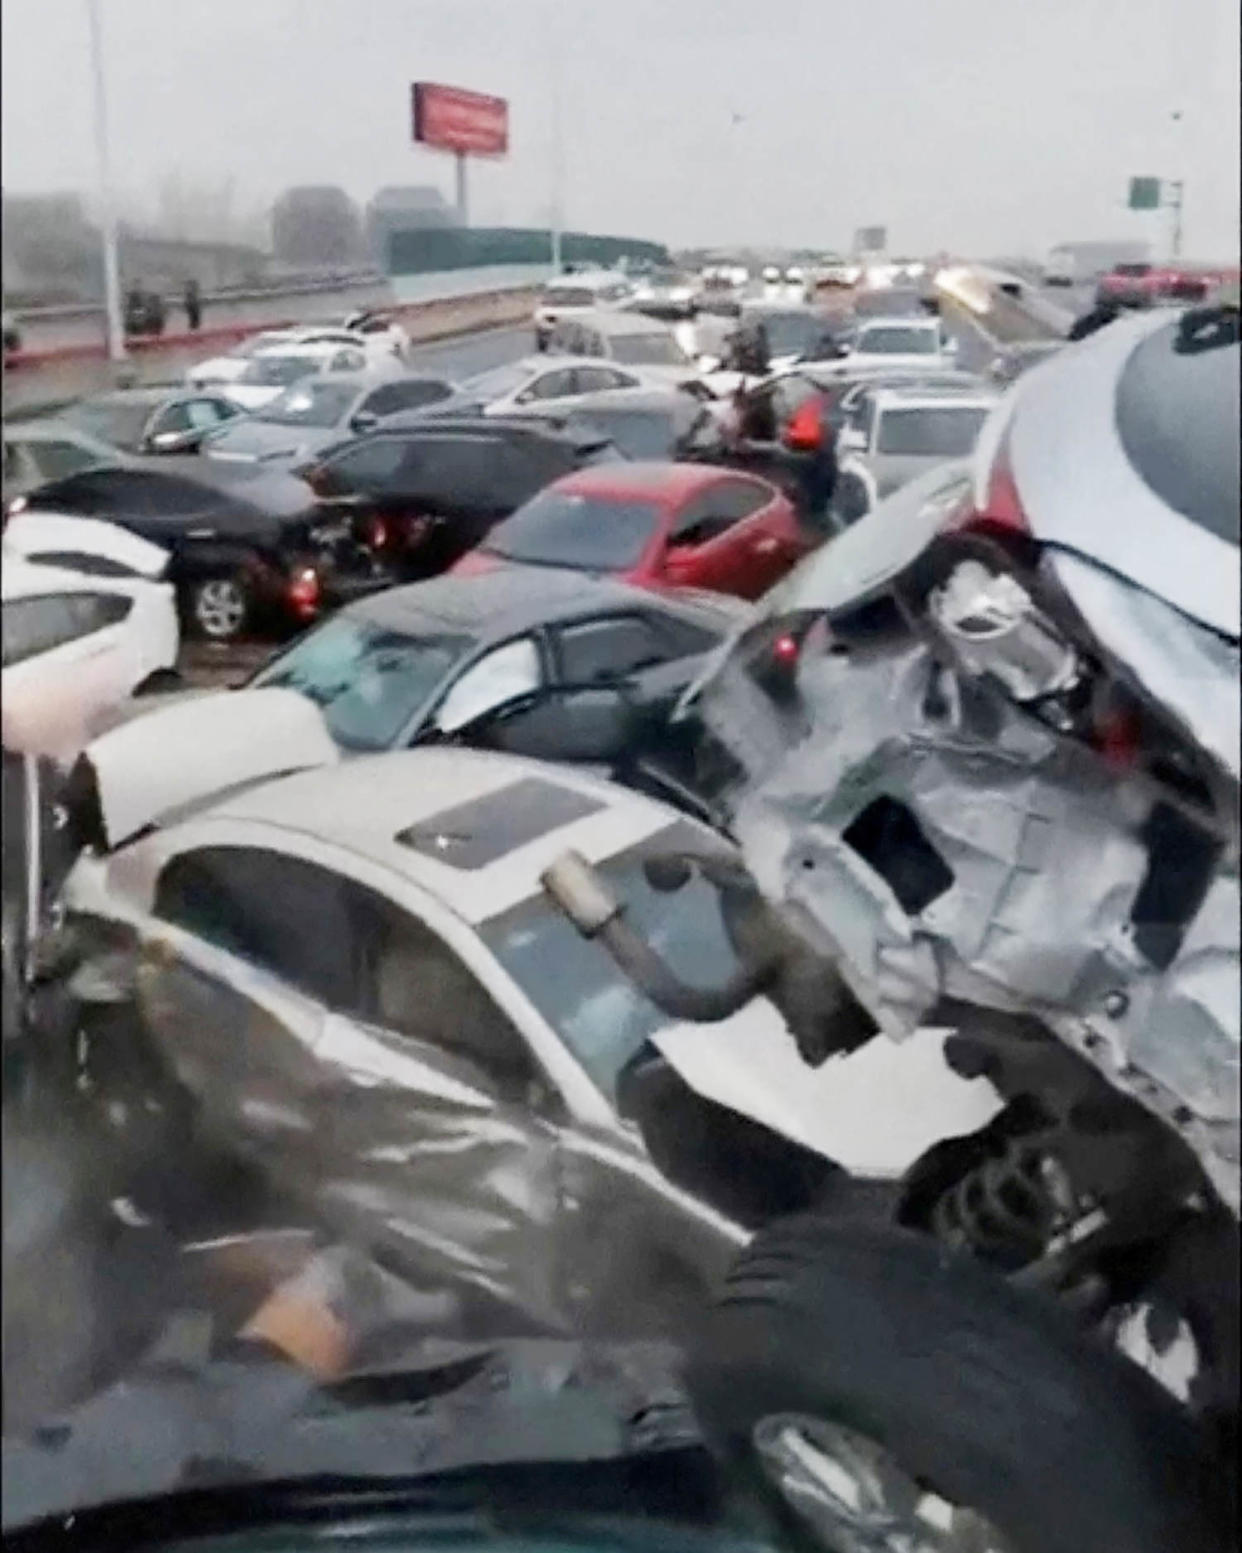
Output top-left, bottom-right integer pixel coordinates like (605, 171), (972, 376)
(186, 574), (251, 642)
(687, 1216), (1229, 1553)
(132, 667), (184, 696)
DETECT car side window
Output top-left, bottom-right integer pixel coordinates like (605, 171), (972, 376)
(347, 886), (538, 1099)
(151, 402), (194, 436)
(522, 368), (578, 403)
(320, 437), (409, 490)
(555, 615), (670, 683)
(572, 367), (622, 394)
(432, 637), (542, 733)
(153, 846), (362, 1010)
(1, 592), (130, 667)
(330, 349), (366, 372)
(669, 484), (754, 546)
(362, 380), (451, 418)
(189, 398), (236, 428)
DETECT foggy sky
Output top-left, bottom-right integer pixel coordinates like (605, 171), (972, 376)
(2, 0), (1238, 260)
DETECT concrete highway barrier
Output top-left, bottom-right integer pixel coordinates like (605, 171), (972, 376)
(3, 282), (540, 418)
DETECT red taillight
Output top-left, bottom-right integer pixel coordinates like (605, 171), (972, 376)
(1094, 705), (1140, 770)
(772, 633), (800, 664)
(946, 431), (1029, 540)
(368, 516), (388, 550)
(288, 566), (320, 614)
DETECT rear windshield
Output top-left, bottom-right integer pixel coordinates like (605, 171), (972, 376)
(249, 614), (472, 750)
(857, 325), (938, 355)
(567, 410), (677, 459)
(256, 381), (358, 428)
(542, 287), (595, 308)
(876, 406), (989, 457)
(484, 489), (661, 571)
(1115, 318), (1240, 546)
(610, 334), (689, 367)
(238, 355), (322, 388)
(1114, 263), (1153, 277)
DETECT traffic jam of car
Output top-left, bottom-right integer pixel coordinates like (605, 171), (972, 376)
(3, 259), (1239, 1553)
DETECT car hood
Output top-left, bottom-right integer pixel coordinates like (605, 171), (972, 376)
(186, 357), (249, 386)
(204, 419), (331, 466)
(1003, 309), (1240, 639)
(77, 687), (338, 850)
(221, 383), (291, 412)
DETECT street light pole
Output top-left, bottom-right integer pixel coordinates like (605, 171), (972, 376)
(549, 6), (564, 273)
(86, 0), (126, 362)
(1169, 110), (1185, 260)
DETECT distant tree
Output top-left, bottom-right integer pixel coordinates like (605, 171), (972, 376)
(271, 186), (363, 266)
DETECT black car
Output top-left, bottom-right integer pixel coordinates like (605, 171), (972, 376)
(123, 288), (166, 337)
(724, 305), (850, 370)
(298, 416), (622, 583)
(60, 386), (246, 457)
(249, 568), (752, 777)
(512, 386), (728, 461)
(11, 461), (372, 641)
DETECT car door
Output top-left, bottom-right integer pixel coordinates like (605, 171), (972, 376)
(661, 478), (797, 600)
(2, 589), (139, 759)
(425, 636), (545, 736)
(313, 876), (567, 1326)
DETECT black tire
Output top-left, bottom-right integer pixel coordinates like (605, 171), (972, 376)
(185, 573), (251, 642)
(132, 667), (184, 696)
(687, 1216), (1229, 1553)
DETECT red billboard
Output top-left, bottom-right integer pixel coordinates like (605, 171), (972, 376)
(412, 82), (509, 156)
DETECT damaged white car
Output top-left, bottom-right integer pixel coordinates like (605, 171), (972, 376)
(546, 303), (1238, 1553)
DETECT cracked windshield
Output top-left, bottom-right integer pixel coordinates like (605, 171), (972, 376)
(3, 0), (1240, 1549)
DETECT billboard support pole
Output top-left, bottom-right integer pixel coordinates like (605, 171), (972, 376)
(454, 152), (468, 224)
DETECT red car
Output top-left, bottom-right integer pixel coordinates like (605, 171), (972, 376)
(450, 462), (812, 601)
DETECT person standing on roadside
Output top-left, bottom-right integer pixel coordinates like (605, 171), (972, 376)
(183, 277), (202, 332)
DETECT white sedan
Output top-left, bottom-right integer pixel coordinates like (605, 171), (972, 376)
(2, 519), (178, 762)
(460, 355), (672, 417)
(64, 701), (1001, 1331)
(220, 341), (372, 412)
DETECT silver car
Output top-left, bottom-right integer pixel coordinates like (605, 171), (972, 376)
(833, 382), (998, 522)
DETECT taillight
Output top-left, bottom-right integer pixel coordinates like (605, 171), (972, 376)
(5, 495), (29, 527)
(772, 632), (800, 665)
(287, 567), (320, 614)
(946, 428), (1029, 540)
(368, 516), (388, 550)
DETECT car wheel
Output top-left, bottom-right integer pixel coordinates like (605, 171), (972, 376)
(687, 1217), (1228, 1553)
(187, 575), (250, 641)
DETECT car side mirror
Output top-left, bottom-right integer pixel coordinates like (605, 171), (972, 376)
(473, 687), (637, 764)
(350, 410), (379, 435)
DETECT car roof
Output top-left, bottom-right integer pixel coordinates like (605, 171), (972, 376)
(73, 386), (188, 410)
(201, 748), (693, 926)
(517, 386), (690, 416)
(549, 459), (748, 502)
(855, 315), (939, 331)
(871, 385), (997, 409)
(251, 341), (353, 361)
(347, 566), (744, 638)
(565, 309), (677, 336)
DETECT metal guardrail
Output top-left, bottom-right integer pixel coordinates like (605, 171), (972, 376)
(8, 269), (386, 324)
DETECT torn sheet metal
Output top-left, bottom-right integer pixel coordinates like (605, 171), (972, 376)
(701, 630), (1239, 1199)
(2, 1317), (698, 1534)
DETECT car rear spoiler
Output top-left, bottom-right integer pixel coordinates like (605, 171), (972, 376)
(78, 688), (339, 851)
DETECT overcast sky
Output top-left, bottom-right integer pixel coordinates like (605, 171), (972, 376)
(2, 0), (1238, 259)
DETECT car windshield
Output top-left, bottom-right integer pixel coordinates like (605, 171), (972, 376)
(237, 353), (324, 387)
(61, 398), (155, 452)
(875, 405), (989, 456)
(484, 488), (662, 569)
(480, 823), (746, 1101)
(610, 333), (689, 366)
(255, 380), (359, 426)
(249, 613), (473, 748)
(856, 325), (938, 355)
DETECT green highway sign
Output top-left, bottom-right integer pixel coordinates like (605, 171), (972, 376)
(1128, 177), (1162, 210)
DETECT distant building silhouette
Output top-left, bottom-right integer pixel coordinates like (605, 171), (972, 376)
(364, 185), (458, 265)
(271, 186), (364, 267)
